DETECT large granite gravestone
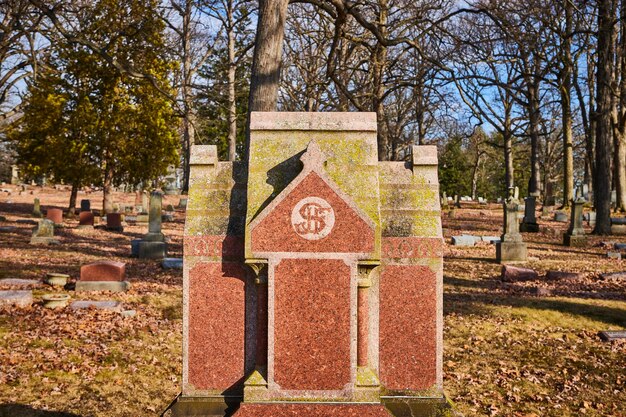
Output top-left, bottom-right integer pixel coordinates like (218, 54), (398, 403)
(174, 113), (451, 417)
(520, 196), (539, 232)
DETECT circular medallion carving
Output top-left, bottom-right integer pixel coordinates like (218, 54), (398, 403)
(291, 197), (336, 240)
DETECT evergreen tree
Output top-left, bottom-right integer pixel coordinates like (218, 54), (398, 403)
(9, 0), (179, 212)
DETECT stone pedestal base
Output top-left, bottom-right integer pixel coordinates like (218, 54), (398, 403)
(564, 234), (587, 247)
(166, 397), (455, 417)
(520, 222), (539, 233)
(138, 241), (167, 259)
(30, 237), (60, 245)
(496, 241), (527, 263)
(75, 281), (130, 292)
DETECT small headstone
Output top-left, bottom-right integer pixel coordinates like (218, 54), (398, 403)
(162, 258), (183, 269)
(546, 271), (581, 280)
(106, 213), (124, 232)
(80, 199), (91, 212)
(607, 252), (622, 260)
(481, 236), (501, 244)
(611, 224), (626, 235)
(165, 204), (175, 212)
(554, 212), (568, 222)
(32, 198), (42, 218)
(0, 290), (33, 307)
(0, 215), (6, 222)
(70, 300), (123, 312)
(563, 198), (587, 247)
(136, 214), (149, 224)
(76, 260), (130, 292)
(17, 219), (38, 225)
(501, 265), (538, 282)
(46, 208), (63, 225)
(162, 213), (174, 222)
(30, 219), (59, 245)
(78, 211), (95, 228)
(130, 239), (141, 257)
(0, 226), (16, 233)
(615, 243), (626, 250)
(178, 198), (188, 209)
(599, 331), (626, 342)
(121, 309), (136, 318)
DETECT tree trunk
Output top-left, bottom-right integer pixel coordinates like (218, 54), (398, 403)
(181, 1), (195, 193)
(247, 0), (290, 156)
(103, 165), (114, 215)
(594, 0), (615, 234)
(527, 79), (541, 197)
(227, 0), (237, 161)
(562, 0), (574, 206)
(373, 0), (389, 160)
(68, 183), (79, 215)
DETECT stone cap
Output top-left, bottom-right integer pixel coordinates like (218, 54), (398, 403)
(190, 145), (218, 166)
(412, 145), (438, 166)
(250, 112), (377, 131)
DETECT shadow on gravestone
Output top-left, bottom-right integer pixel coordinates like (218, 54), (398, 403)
(251, 151), (305, 221)
(0, 404), (83, 417)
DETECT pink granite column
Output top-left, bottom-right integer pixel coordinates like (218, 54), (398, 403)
(256, 272), (268, 368)
(357, 284), (369, 366)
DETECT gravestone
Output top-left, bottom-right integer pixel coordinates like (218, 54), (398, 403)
(520, 196), (539, 232)
(0, 290), (32, 307)
(564, 198), (587, 247)
(10, 165), (20, 185)
(174, 113), (451, 416)
(496, 195), (527, 263)
(80, 199), (91, 212)
(46, 208), (63, 225)
(142, 191), (149, 213)
(75, 260), (130, 292)
(32, 198), (42, 218)
(30, 219), (59, 245)
(441, 192), (449, 209)
(178, 197), (188, 209)
(78, 211), (95, 229)
(135, 191), (167, 259)
(106, 213), (124, 232)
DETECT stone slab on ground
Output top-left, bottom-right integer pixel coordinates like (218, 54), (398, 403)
(608, 252), (622, 260)
(0, 290), (33, 307)
(16, 219), (37, 225)
(70, 300), (123, 312)
(533, 286), (552, 296)
(615, 243), (626, 250)
(611, 217), (626, 225)
(162, 258), (183, 269)
(0, 278), (40, 288)
(600, 271), (626, 281)
(451, 235), (476, 246)
(0, 226), (17, 232)
(546, 270), (581, 280)
(481, 236), (501, 244)
(232, 404), (394, 417)
(611, 224), (626, 235)
(599, 331), (626, 341)
(501, 265), (538, 282)
(75, 281), (130, 292)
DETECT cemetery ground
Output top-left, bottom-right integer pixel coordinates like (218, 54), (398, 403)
(0, 186), (624, 417)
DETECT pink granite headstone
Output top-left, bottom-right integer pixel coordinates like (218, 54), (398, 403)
(80, 261), (126, 282)
(178, 113), (450, 416)
(46, 208), (63, 224)
(106, 213), (123, 232)
(78, 211), (94, 227)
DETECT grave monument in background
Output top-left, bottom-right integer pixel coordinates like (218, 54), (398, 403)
(172, 112), (453, 417)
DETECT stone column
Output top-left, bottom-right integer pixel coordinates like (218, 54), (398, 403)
(244, 262), (269, 402)
(141, 191), (149, 214)
(520, 196), (539, 232)
(355, 263), (380, 402)
(32, 198), (42, 218)
(146, 191), (164, 241)
(496, 197), (527, 263)
(564, 198), (587, 247)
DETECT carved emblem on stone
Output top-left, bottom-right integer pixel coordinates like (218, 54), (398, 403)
(291, 197), (335, 240)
